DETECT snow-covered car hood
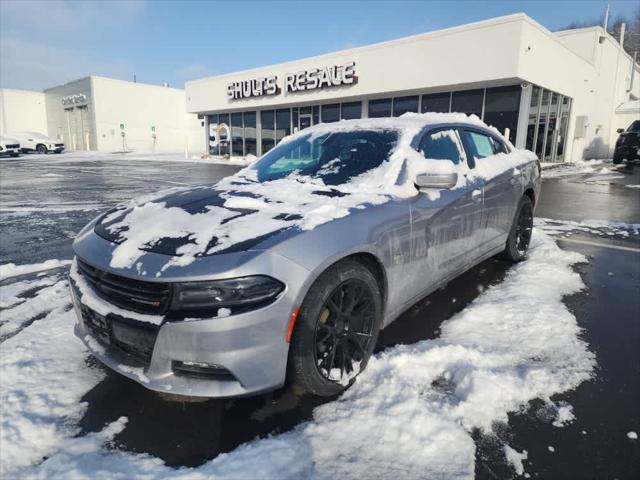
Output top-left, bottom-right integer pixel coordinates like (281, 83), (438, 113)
(0, 136), (20, 145)
(93, 169), (393, 272)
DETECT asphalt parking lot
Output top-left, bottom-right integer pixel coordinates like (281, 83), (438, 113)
(1, 153), (638, 478)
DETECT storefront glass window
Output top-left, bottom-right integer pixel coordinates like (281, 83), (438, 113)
(368, 98), (392, 117)
(292, 108), (299, 133)
(312, 106), (320, 124)
(451, 89), (483, 117)
(208, 114), (218, 155)
(321, 103), (340, 123)
(483, 86), (521, 144)
(341, 101), (362, 120)
(535, 90), (550, 158)
(393, 96), (419, 116)
(556, 97), (571, 161)
(275, 108), (291, 144)
(261, 110), (275, 154)
(421, 92), (450, 113)
(244, 111), (257, 156)
(231, 113), (244, 156)
(218, 113), (230, 156)
(525, 86), (541, 151)
(544, 93), (559, 161)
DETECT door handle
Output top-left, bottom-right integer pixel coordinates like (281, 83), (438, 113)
(471, 189), (482, 203)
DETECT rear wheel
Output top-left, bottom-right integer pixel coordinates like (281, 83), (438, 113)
(288, 260), (382, 397)
(36, 144), (47, 154)
(499, 196), (534, 262)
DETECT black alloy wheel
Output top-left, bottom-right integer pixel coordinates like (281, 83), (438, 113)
(288, 259), (382, 397)
(313, 279), (376, 382)
(499, 195), (534, 262)
(514, 200), (534, 255)
(36, 144), (47, 154)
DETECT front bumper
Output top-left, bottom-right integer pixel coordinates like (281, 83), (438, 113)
(69, 251), (312, 398)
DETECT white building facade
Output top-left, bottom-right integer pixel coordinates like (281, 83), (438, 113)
(186, 14), (639, 163)
(1, 76), (204, 153)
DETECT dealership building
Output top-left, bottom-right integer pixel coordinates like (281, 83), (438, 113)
(0, 76), (203, 153)
(186, 13), (639, 163)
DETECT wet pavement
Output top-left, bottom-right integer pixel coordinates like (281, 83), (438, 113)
(1, 153), (639, 478)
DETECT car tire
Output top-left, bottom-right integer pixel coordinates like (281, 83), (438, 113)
(36, 144), (47, 154)
(613, 155), (623, 165)
(288, 259), (382, 397)
(498, 195), (534, 262)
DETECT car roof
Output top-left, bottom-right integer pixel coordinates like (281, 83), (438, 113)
(288, 112), (504, 143)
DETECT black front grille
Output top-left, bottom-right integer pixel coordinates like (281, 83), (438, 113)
(55, 143), (64, 147)
(77, 259), (171, 314)
(6, 144), (19, 149)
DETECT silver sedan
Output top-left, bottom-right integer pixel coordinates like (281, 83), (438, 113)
(70, 115), (541, 398)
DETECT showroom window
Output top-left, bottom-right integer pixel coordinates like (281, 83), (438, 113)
(244, 111), (257, 156)
(341, 101), (362, 120)
(261, 110), (275, 154)
(483, 86), (521, 144)
(368, 98), (392, 117)
(451, 89), (483, 117)
(393, 96), (419, 116)
(231, 113), (244, 157)
(524, 86), (572, 162)
(275, 108), (291, 143)
(422, 92), (451, 113)
(321, 103), (340, 123)
(218, 113), (230, 156)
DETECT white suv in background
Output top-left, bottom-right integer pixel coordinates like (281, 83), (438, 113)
(0, 136), (21, 157)
(9, 132), (65, 154)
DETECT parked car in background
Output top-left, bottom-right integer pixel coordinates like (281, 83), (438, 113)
(70, 114), (540, 399)
(0, 136), (21, 157)
(613, 120), (640, 164)
(9, 132), (65, 154)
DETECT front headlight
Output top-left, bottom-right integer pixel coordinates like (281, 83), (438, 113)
(172, 276), (284, 312)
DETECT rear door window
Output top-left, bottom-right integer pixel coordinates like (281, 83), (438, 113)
(418, 129), (466, 165)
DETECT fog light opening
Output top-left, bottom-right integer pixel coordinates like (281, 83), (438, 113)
(171, 360), (235, 380)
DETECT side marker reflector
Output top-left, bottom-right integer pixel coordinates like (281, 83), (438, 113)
(285, 307), (300, 343)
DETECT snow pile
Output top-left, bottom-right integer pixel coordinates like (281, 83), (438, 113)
(8, 231), (595, 479)
(102, 114), (535, 271)
(0, 259), (72, 280)
(0, 274), (104, 477)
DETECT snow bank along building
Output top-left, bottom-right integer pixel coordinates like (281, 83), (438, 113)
(0, 76), (203, 153)
(186, 13), (639, 163)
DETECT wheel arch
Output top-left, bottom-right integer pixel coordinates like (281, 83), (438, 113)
(523, 187), (536, 207)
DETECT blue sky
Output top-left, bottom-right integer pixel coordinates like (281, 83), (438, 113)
(0, 0), (637, 91)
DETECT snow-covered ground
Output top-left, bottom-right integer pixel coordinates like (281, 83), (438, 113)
(0, 228), (597, 479)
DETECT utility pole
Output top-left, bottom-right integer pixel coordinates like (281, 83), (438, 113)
(604, 3), (610, 32)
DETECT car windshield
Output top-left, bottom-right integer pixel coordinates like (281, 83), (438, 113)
(627, 120), (640, 132)
(251, 129), (399, 186)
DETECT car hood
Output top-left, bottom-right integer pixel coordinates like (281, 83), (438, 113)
(93, 173), (382, 270)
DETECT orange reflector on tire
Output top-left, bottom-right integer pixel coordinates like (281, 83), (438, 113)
(285, 307), (300, 343)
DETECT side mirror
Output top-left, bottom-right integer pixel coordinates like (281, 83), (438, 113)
(415, 172), (458, 189)
(617, 128), (624, 133)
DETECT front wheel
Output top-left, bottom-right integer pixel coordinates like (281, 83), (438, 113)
(288, 260), (382, 397)
(36, 144), (48, 154)
(499, 196), (534, 262)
